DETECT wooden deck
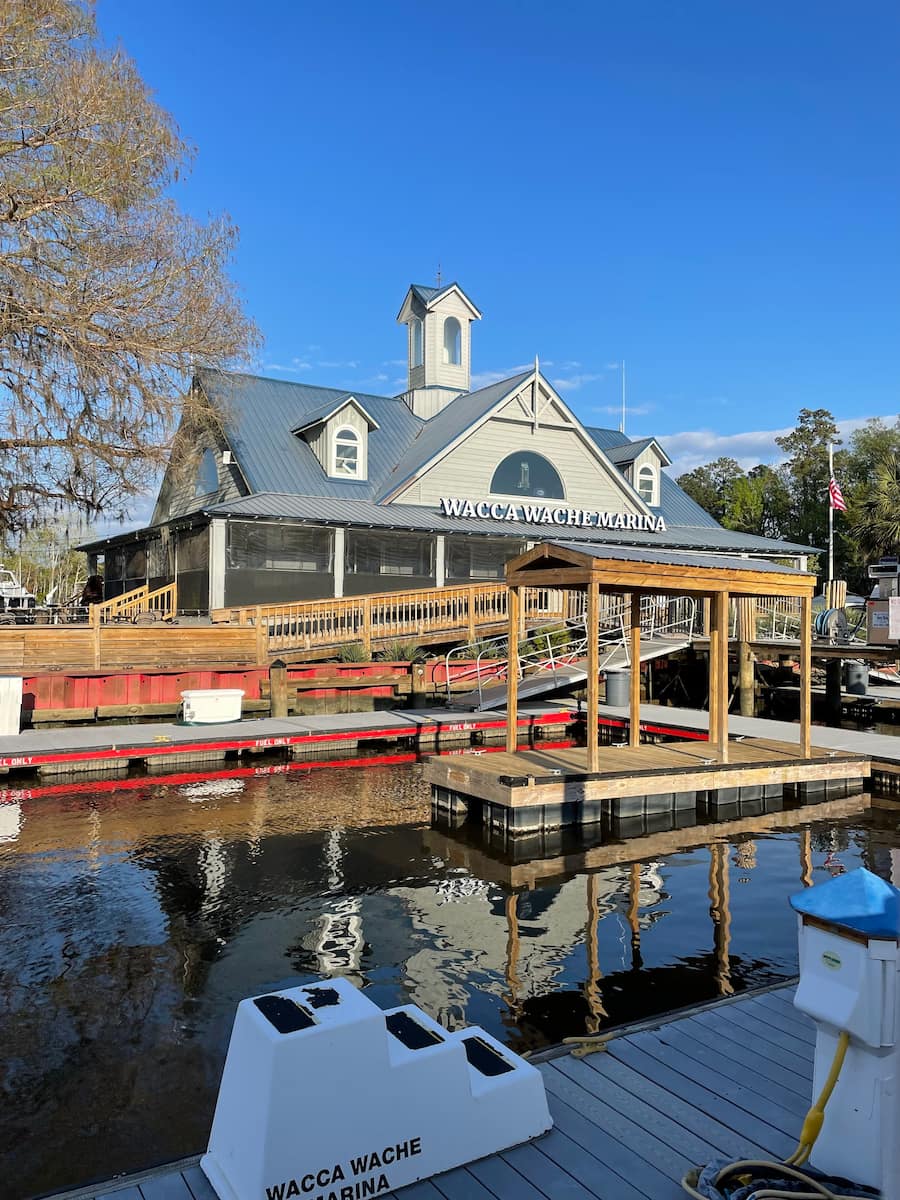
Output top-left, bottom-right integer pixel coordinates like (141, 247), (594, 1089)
(425, 736), (869, 831)
(49, 982), (815, 1200)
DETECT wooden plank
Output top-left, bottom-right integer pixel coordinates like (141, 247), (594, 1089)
(180, 1166), (218, 1200)
(545, 1090), (681, 1197)
(429, 1166), (503, 1199)
(740, 994), (816, 1043)
(749, 988), (816, 1033)
(609, 1040), (796, 1159)
(675, 1015), (812, 1098)
(544, 1061), (694, 1185)
(633, 1029), (806, 1129)
(105, 1189), (143, 1200)
(693, 1006), (814, 1074)
(574, 1051), (764, 1163)
(499, 1141), (599, 1200)
(138, 1174), (194, 1200)
(552, 1054), (720, 1167)
(517, 1119), (651, 1200)
(465, 1152), (550, 1200)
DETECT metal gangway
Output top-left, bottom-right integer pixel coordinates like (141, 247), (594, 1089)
(444, 594), (697, 711)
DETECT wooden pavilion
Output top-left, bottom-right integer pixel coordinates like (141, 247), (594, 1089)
(424, 541), (870, 834)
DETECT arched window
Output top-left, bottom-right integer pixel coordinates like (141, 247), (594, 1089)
(490, 451), (565, 500)
(333, 427), (360, 477)
(411, 319), (423, 367)
(637, 464), (657, 505)
(194, 448), (219, 496)
(443, 317), (461, 365)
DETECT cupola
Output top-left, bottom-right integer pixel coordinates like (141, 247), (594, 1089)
(396, 282), (482, 419)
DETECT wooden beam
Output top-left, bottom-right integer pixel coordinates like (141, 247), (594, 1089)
(506, 585), (520, 753)
(586, 579), (600, 772)
(800, 591), (812, 758)
(708, 603), (719, 755)
(714, 590), (730, 762)
(629, 591), (642, 747)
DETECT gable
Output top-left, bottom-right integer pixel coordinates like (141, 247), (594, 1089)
(391, 374), (653, 515)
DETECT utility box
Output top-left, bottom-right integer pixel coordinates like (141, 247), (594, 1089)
(792, 868), (900, 1198)
(867, 597), (900, 645)
(181, 689), (244, 724)
(0, 676), (22, 735)
(201, 977), (552, 1200)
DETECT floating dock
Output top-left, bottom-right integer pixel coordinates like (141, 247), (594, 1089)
(47, 981), (815, 1200)
(424, 737), (869, 833)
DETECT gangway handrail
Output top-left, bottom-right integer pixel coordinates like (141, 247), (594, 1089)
(444, 594), (697, 706)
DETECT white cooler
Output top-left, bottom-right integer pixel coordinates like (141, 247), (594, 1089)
(181, 689), (244, 724)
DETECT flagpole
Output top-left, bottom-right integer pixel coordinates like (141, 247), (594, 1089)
(828, 441), (834, 585)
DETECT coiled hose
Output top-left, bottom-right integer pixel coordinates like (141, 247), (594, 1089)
(680, 1032), (875, 1199)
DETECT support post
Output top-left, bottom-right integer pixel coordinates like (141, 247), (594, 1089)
(586, 578), (600, 772)
(800, 591), (812, 758)
(707, 594), (719, 751)
(629, 591), (642, 747)
(506, 585), (520, 753)
(716, 590), (730, 761)
(269, 659), (288, 718)
(736, 597), (757, 718)
(361, 596), (372, 658)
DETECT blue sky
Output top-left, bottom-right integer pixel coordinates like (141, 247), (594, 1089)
(96, 0), (899, 479)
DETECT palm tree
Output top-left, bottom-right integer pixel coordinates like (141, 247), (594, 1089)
(848, 453), (900, 560)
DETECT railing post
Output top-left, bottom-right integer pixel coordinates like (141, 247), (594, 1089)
(362, 597), (371, 658)
(255, 605), (267, 665)
(467, 591), (476, 643)
(91, 603), (102, 670)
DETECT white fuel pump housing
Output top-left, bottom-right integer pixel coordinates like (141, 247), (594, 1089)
(792, 867), (900, 1198)
(201, 977), (552, 1200)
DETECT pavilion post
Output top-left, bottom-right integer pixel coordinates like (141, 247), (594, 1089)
(586, 576), (600, 772)
(629, 591), (642, 747)
(506, 584), (520, 753)
(714, 590), (730, 761)
(800, 591), (812, 758)
(707, 592), (719, 751)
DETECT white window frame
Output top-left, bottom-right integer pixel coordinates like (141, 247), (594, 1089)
(411, 319), (423, 367)
(637, 463), (657, 506)
(443, 317), (461, 365)
(332, 425), (361, 478)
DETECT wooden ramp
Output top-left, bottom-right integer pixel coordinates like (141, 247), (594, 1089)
(48, 983), (814, 1200)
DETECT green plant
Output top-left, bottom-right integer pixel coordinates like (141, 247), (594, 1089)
(337, 641), (369, 662)
(377, 638), (423, 662)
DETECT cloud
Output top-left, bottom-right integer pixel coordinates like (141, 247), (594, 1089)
(552, 372), (606, 392)
(661, 413), (897, 479)
(469, 363), (532, 390)
(263, 359), (312, 374)
(382, 359), (407, 367)
(317, 359), (359, 370)
(593, 402), (656, 418)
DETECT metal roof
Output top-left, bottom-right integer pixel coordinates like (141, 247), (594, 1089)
(376, 370), (532, 500)
(197, 492), (815, 555)
(605, 437), (659, 464)
(546, 541), (810, 577)
(197, 369), (421, 502)
(291, 395), (379, 434)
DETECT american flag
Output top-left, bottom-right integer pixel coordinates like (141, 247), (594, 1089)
(829, 476), (847, 512)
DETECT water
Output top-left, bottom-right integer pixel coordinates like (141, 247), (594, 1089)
(0, 763), (896, 1199)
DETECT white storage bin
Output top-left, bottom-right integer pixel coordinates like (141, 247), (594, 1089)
(181, 688), (244, 724)
(0, 676), (22, 735)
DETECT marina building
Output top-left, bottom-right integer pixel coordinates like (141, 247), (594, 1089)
(81, 282), (813, 611)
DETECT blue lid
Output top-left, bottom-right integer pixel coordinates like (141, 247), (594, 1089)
(790, 867), (900, 939)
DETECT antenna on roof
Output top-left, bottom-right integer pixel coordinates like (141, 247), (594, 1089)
(436, 262), (442, 286)
(619, 359), (626, 435)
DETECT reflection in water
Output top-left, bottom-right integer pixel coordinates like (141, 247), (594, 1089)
(0, 762), (892, 1199)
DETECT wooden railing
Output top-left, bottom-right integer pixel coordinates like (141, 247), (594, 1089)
(91, 582), (178, 626)
(212, 582), (567, 656)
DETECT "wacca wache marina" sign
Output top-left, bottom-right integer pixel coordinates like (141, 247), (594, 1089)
(438, 496), (667, 533)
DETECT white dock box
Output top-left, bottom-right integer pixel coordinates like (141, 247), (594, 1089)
(181, 689), (244, 724)
(0, 676), (22, 735)
(202, 977), (552, 1200)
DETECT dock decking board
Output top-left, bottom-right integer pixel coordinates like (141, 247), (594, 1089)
(50, 983), (816, 1200)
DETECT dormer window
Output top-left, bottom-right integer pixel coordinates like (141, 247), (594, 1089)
(443, 317), (461, 365)
(411, 319), (423, 367)
(333, 426), (360, 478)
(637, 464), (657, 505)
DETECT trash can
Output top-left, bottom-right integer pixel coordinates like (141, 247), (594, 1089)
(605, 670), (630, 706)
(843, 661), (868, 696)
